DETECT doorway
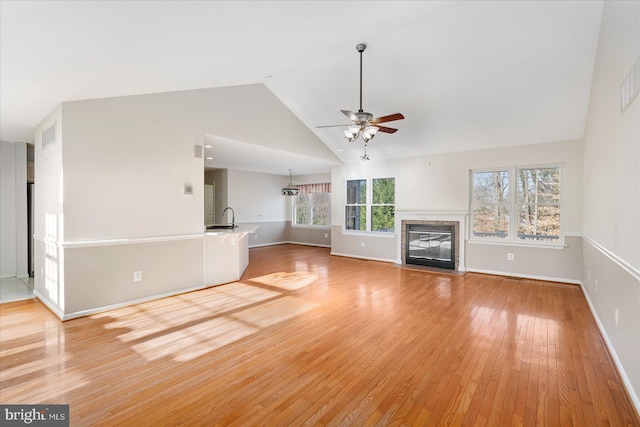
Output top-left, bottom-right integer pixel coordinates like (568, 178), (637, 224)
(205, 183), (215, 226)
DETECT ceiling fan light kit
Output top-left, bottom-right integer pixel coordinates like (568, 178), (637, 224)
(317, 42), (405, 160)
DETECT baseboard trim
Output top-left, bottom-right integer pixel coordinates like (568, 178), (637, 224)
(285, 241), (331, 248)
(37, 284), (210, 321)
(330, 252), (396, 264)
(249, 241), (331, 249)
(249, 241), (289, 248)
(33, 290), (64, 319)
(578, 281), (640, 417)
(465, 268), (581, 285)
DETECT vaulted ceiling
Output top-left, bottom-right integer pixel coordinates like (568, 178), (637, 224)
(0, 1), (603, 174)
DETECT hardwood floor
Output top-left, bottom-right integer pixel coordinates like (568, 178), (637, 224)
(1, 244), (638, 426)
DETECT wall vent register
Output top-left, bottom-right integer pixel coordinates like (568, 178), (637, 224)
(42, 122), (57, 149)
(621, 55), (640, 114)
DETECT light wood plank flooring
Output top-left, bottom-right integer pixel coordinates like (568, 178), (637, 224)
(1, 244), (638, 426)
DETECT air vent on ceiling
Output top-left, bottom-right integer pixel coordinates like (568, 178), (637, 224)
(42, 122), (57, 149)
(621, 56), (640, 114)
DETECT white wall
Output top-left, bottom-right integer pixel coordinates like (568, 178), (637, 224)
(583, 1), (640, 271)
(227, 169), (289, 223)
(580, 0), (640, 411)
(62, 99), (205, 240)
(1, 141), (17, 278)
(1, 140), (28, 278)
(223, 170), (333, 248)
(331, 138), (584, 281)
(33, 84), (336, 316)
(33, 106), (65, 312)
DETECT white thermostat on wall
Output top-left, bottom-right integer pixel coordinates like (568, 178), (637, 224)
(184, 184), (193, 195)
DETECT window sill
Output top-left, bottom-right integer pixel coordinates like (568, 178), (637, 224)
(468, 238), (567, 249)
(292, 225), (331, 230)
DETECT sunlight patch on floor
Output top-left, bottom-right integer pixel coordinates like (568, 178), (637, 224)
(249, 271), (318, 290)
(92, 274), (319, 362)
(230, 296), (319, 329)
(132, 317), (260, 362)
(95, 283), (280, 342)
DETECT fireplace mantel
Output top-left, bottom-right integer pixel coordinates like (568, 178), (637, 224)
(394, 211), (468, 271)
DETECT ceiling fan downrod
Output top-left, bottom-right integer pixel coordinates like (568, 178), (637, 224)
(356, 43), (367, 113)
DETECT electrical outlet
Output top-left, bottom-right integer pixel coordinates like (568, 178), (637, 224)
(133, 271), (142, 282)
(595, 279), (598, 291)
(615, 309), (619, 326)
(360, 240), (365, 247)
(507, 253), (514, 261)
(324, 233), (328, 239)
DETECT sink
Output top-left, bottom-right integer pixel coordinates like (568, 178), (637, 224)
(207, 224), (238, 230)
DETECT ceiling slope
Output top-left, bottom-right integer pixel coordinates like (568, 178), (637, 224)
(1, 1), (603, 169)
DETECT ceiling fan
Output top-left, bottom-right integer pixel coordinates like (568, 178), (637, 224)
(317, 42), (404, 160)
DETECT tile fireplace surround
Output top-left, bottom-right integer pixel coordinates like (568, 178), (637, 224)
(394, 211), (468, 272)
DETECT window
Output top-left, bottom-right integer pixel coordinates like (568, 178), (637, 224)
(471, 170), (510, 239)
(345, 178), (395, 232)
(372, 178), (395, 232)
(471, 166), (561, 242)
(517, 167), (560, 240)
(345, 179), (367, 231)
(294, 192), (330, 227)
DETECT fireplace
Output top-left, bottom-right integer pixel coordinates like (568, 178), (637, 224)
(395, 211), (467, 272)
(405, 224), (455, 269)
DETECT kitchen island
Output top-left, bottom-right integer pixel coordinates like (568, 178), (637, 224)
(204, 224), (259, 286)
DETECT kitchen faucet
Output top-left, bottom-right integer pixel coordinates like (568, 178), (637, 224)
(223, 207), (235, 227)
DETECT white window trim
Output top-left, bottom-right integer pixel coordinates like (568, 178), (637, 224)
(343, 177), (396, 234)
(292, 224), (331, 230)
(292, 192), (331, 229)
(469, 164), (564, 247)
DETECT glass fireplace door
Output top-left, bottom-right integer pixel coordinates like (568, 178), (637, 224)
(406, 224), (455, 269)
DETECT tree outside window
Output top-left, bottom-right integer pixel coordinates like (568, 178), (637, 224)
(471, 166), (561, 242)
(345, 179), (367, 231)
(517, 168), (560, 241)
(294, 193), (330, 227)
(471, 170), (510, 239)
(345, 178), (395, 232)
(372, 178), (395, 232)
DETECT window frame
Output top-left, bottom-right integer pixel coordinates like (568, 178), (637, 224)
(292, 192), (331, 229)
(343, 177), (396, 235)
(469, 164), (563, 247)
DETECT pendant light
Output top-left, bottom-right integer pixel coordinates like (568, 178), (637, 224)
(281, 169), (299, 196)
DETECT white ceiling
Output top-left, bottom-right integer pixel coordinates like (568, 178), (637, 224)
(0, 1), (603, 175)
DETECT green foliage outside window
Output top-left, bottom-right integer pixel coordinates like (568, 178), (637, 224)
(345, 178), (395, 232)
(294, 193), (330, 227)
(372, 178), (395, 232)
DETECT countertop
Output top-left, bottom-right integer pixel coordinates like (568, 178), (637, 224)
(205, 224), (260, 236)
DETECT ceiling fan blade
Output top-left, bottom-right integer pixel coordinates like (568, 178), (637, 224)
(316, 124), (350, 128)
(370, 113), (405, 125)
(341, 110), (359, 122)
(376, 125), (398, 134)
